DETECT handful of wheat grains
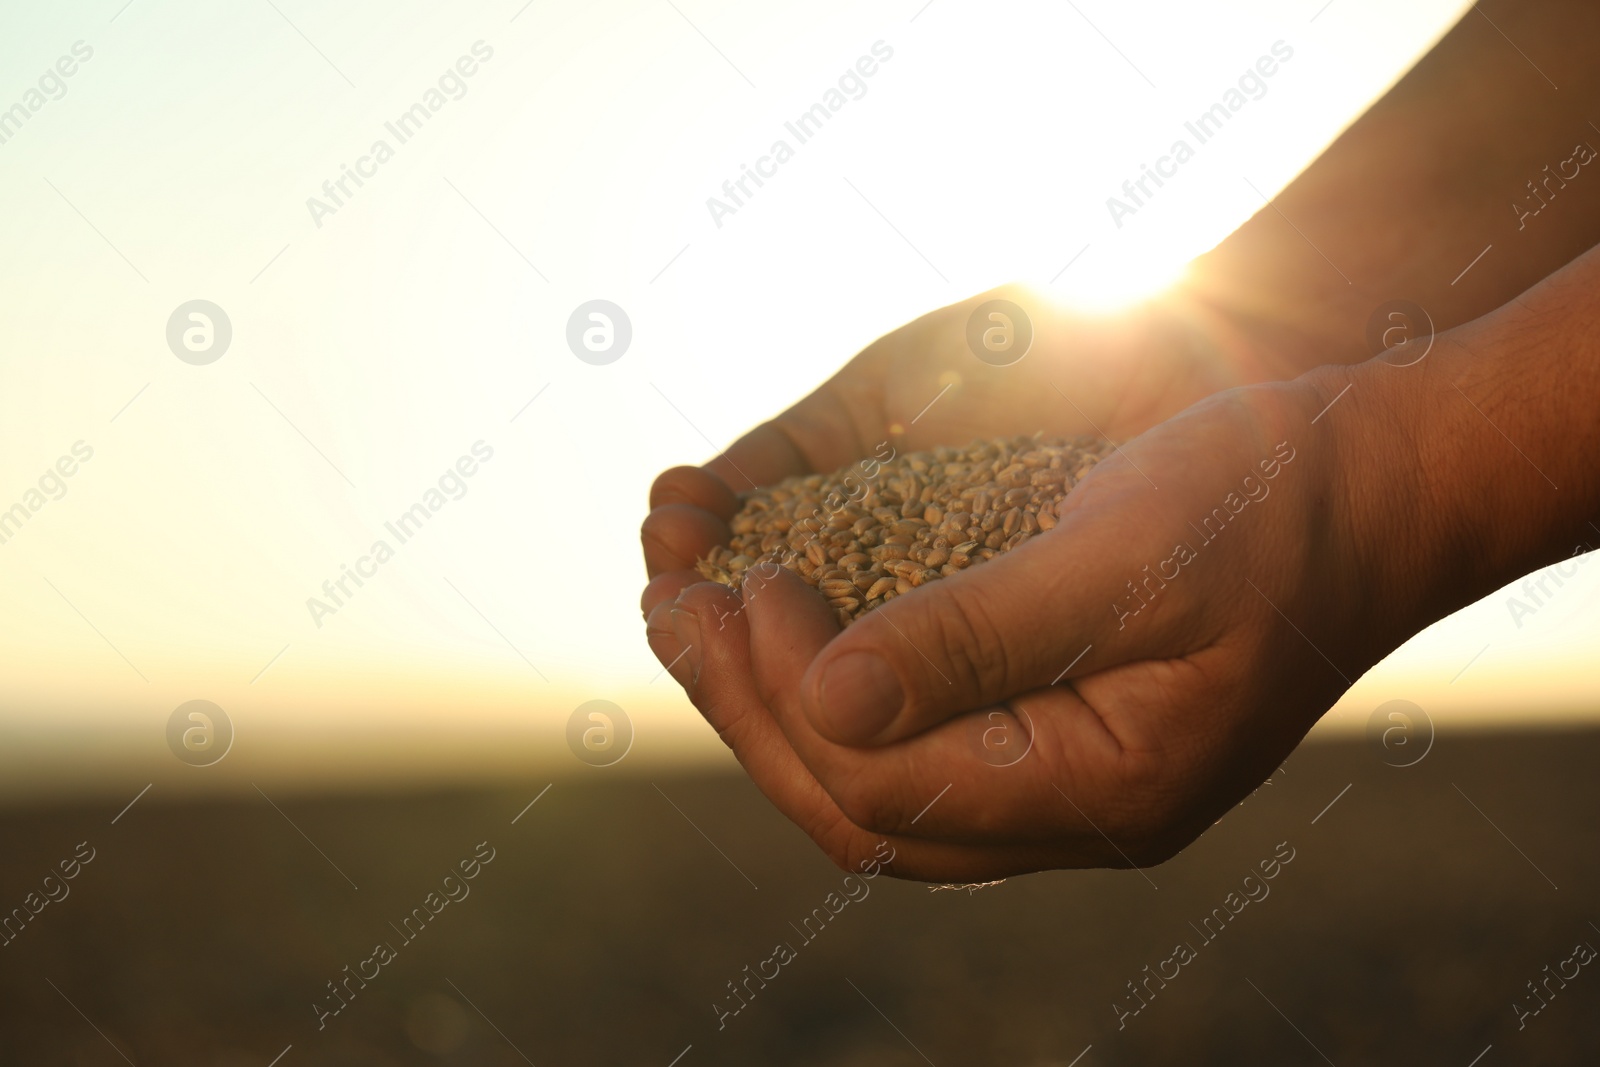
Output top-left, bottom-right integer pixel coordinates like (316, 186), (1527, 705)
(696, 435), (1114, 627)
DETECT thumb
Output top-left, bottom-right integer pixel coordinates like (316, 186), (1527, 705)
(798, 479), (1199, 746)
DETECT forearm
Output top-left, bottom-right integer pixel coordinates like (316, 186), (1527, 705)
(1188, 0), (1600, 378)
(1323, 238), (1600, 661)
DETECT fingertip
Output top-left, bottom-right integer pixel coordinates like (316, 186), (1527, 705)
(671, 580), (749, 646)
(645, 599), (693, 690)
(640, 502), (732, 577)
(650, 465), (740, 519)
(667, 581), (758, 727)
(674, 577), (745, 612)
(642, 570), (696, 620)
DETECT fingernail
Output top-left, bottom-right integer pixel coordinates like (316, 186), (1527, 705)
(670, 608), (702, 686)
(818, 652), (903, 743)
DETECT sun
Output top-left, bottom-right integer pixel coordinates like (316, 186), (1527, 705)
(1037, 243), (1192, 317)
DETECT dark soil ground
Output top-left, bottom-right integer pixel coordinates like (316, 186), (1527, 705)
(1, 729), (1596, 1065)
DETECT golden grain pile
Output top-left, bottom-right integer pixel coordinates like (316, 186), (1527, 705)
(696, 434), (1113, 626)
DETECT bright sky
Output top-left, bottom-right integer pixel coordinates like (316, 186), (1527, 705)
(11, 0), (1579, 802)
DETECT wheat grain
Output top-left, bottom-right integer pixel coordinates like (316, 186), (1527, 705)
(695, 434), (1114, 625)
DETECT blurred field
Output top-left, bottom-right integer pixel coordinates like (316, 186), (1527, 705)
(0, 728), (1595, 1065)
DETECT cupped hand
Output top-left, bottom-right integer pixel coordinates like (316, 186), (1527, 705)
(642, 348), (1416, 882)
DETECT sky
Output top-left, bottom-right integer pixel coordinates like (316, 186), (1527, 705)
(8, 0), (1583, 802)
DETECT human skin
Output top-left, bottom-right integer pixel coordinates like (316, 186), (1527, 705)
(638, 3), (1600, 880)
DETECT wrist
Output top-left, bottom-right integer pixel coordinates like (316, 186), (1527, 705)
(1290, 359), (1438, 667)
(1329, 254), (1600, 645)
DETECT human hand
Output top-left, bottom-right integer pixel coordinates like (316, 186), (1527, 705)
(641, 354), (1423, 881)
